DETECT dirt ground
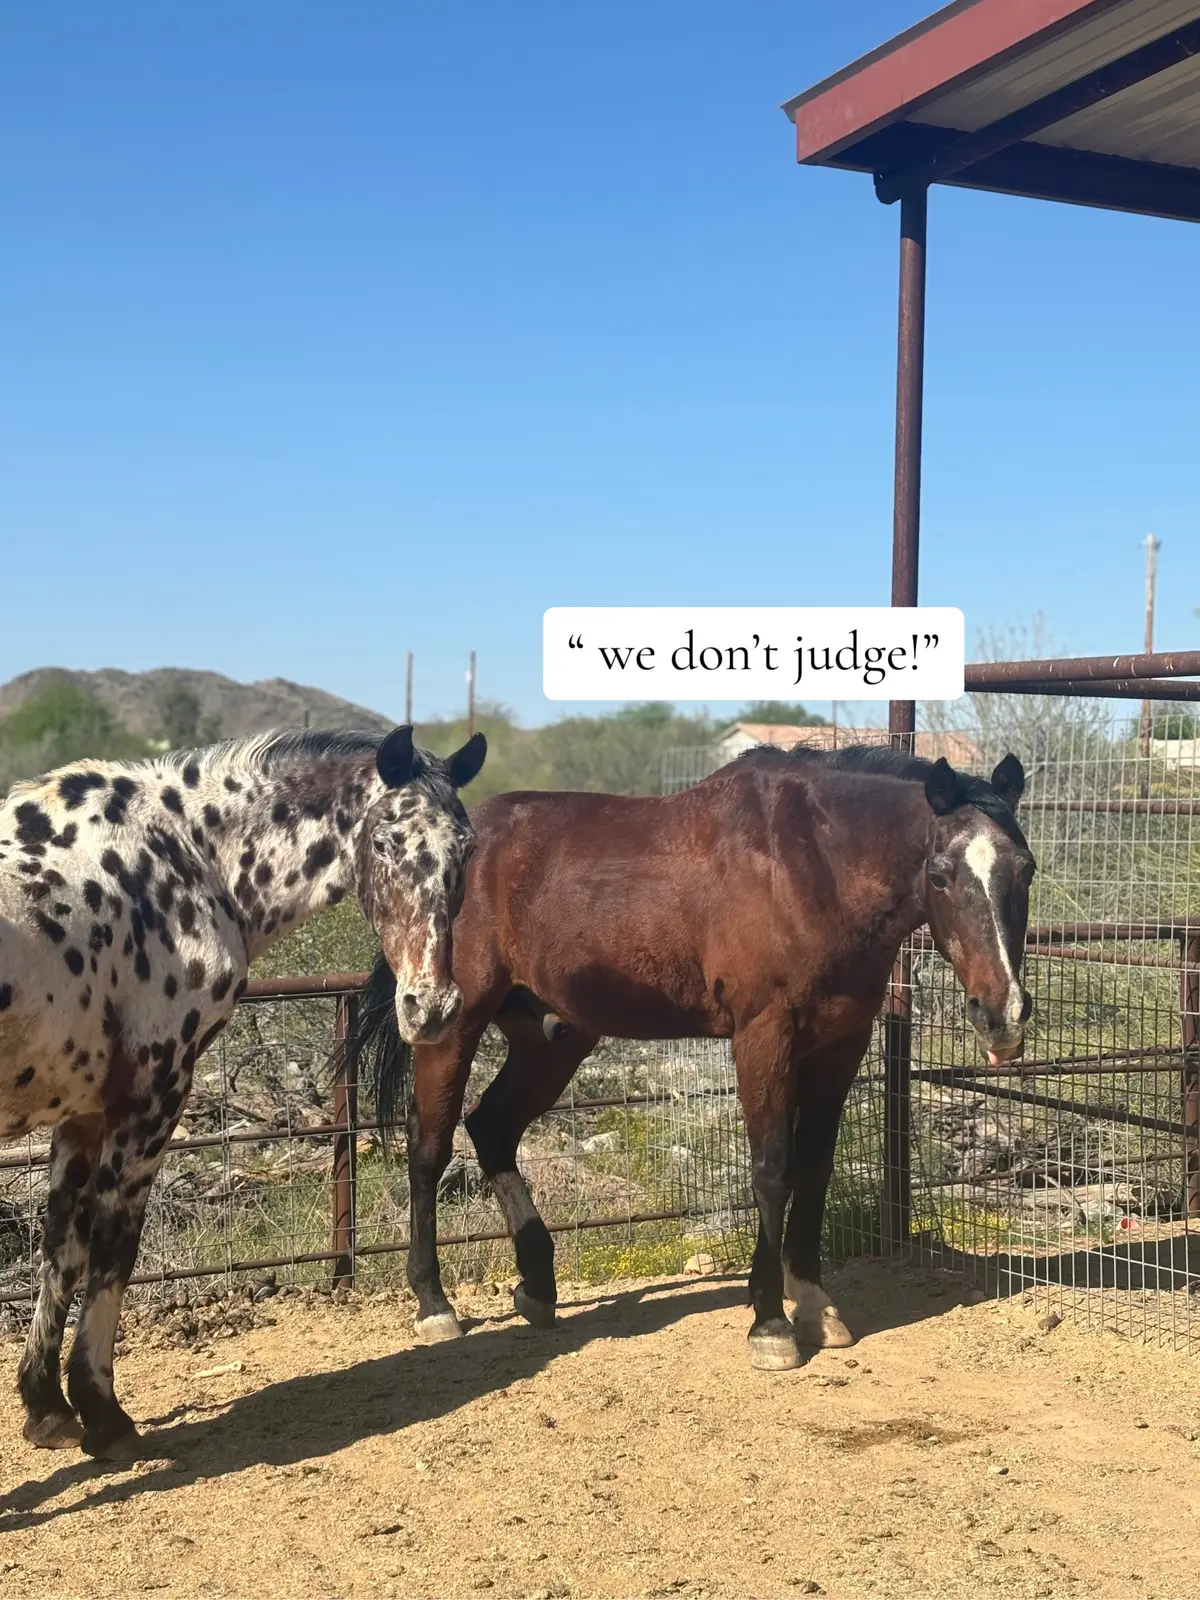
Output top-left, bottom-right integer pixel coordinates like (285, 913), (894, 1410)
(2, 1262), (1199, 1600)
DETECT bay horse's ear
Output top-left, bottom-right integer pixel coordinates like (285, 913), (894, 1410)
(376, 726), (416, 789)
(449, 731), (487, 789)
(924, 756), (961, 816)
(990, 752), (1025, 812)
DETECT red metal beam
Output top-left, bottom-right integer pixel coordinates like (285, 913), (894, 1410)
(786, 0), (1126, 164)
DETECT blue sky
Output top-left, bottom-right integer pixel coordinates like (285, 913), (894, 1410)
(3, 2), (1197, 728)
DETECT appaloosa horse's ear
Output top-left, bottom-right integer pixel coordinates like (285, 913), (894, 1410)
(376, 726), (416, 789)
(990, 752), (1025, 811)
(449, 732), (487, 789)
(924, 756), (961, 816)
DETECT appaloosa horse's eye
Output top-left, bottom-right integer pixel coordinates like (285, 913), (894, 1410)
(373, 836), (389, 856)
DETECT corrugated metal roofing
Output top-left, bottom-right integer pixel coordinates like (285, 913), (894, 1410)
(783, 0), (1200, 219)
(922, 0), (1200, 168)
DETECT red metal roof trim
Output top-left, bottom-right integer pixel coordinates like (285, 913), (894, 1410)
(787, 0), (1126, 164)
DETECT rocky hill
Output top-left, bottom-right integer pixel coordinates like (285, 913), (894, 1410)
(0, 667), (393, 739)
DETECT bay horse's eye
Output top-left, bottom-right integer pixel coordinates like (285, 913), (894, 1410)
(929, 871), (950, 893)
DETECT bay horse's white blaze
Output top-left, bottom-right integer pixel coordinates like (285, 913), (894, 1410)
(962, 826), (1025, 1027)
(0, 724), (484, 1458)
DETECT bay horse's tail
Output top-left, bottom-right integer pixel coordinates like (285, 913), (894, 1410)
(333, 952), (410, 1150)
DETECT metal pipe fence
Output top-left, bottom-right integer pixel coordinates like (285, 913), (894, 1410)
(1, 695), (1197, 1354)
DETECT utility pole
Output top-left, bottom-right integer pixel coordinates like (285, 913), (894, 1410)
(1139, 533), (1161, 768)
(405, 651), (413, 726)
(467, 651), (476, 738)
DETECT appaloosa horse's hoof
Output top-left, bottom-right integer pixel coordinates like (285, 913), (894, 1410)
(23, 1410), (84, 1450)
(513, 1285), (556, 1328)
(414, 1311), (463, 1344)
(748, 1322), (801, 1371)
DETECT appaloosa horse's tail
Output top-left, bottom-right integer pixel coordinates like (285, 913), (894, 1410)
(337, 952), (410, 1148)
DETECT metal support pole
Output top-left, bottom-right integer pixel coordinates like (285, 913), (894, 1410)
(883, 188), (925, 1258)
(889, 186), (927, 752)
(1138, 534), (1161, 781)
(1182, 934), (1200, 1219)
(331, 993), (360, 1288)
(883, 951), (913, 1255)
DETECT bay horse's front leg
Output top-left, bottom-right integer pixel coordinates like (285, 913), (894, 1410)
(781, 1026), (872, 1350)
(733, 1006), (800, 1371)
(406, 1026), (480, 1343)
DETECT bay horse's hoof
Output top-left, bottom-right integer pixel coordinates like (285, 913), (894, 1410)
(794, 1306), (856, 1349)
(414, 1311), (463, 1344)
(785, 1274), (856, 1349)
(23, 1410), (84, 1450)
(81, 1422), (142, 1463)
(748, 1326), (801, 1371)
(513, 1285), (556, 1328)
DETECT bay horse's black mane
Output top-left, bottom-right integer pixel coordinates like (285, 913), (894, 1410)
(735, 741), (1028, 848)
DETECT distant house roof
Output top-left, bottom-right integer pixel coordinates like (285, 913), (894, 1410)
(712, 721), (981, 769)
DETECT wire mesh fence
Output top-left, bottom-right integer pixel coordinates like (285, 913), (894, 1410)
(1, 699), (1196, 1352)
(0, 998), (758, 1327)
(664, 703), (1200, 1348)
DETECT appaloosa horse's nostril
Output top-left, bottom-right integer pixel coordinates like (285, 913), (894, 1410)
(400, 992), (423, 1021)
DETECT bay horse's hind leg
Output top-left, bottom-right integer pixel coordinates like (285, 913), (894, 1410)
(464, 1009), (597, 1329)
(733, 1006), (800, 1372)
(17, 1118), (102, 1448)
(782, 1026), (872, 1350)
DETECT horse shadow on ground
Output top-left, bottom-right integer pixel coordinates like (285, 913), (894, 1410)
(0, 1259), (959, 1530)
(923, 1230), (1200, 1295)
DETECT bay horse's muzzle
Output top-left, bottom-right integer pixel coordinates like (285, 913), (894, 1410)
(967, 990), (1032, 1066)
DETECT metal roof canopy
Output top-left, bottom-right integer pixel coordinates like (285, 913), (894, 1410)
(781, 0), (1200, 746)
(784, 0), (1200, 221)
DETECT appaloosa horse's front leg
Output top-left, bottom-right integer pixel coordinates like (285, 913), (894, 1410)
(17, 1118), (101, 1448)
(65, 1131), (156, 1461)
(734, 1007), (800, 1371)
(781, 1028), (871, 1350)
(65, 1038), (202, 1460)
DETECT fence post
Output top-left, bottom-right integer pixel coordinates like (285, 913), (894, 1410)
(1182, 935), (1200, 1219)
(882, 946), (913, 1255)
(332, 993), (360, 1288)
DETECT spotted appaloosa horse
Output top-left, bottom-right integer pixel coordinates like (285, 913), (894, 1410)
(346, 744), (1035, 1371)
(0, 724), (485, 1459)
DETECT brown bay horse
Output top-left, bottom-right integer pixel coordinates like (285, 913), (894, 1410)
(346, 744), (1035, 1371)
